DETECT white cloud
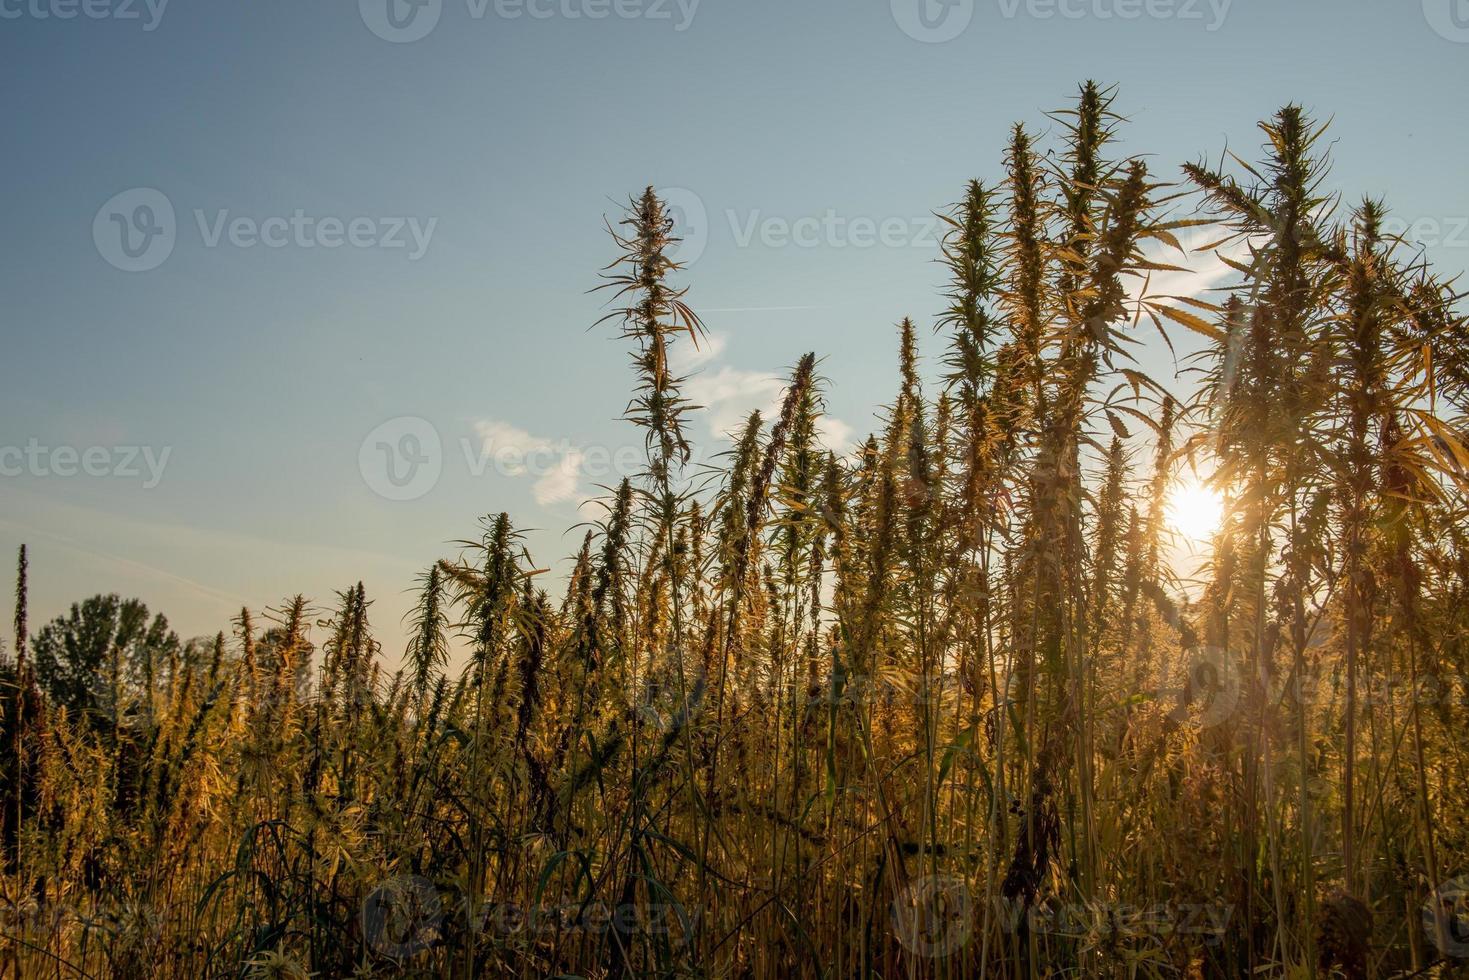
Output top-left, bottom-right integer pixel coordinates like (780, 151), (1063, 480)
(471, 334), (856, 514)
(471, 419), (587, 506)
(670, 330), (728, 375)
(472, 419), (554, 476)
(686, 364), (788, 438)
(680, 331), (855, 452)
(1129, 230), (1250, 308)
(533, 449), (584, 506)
(818, 416), (855, 451)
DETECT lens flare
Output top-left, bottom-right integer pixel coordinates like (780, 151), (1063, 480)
(1167, 479), (1224, 543)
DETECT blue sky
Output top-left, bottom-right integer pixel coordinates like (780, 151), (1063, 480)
(2, 0), (1466, 654)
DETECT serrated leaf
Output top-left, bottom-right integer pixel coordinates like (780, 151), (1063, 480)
(1151, 303), (1226, 341)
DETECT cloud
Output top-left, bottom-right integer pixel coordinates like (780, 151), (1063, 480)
(669, 330), (728, 374)
(472, 420), (553, 477)
(1129, 230), (1250, 308)
(471, 334), (856, 513)
(533, 449), (584, 506)
(679, 331), (855, 451)
(686, 364), (788, 438)
(471, 419), (587, 506)
(818, 416), (855, 451)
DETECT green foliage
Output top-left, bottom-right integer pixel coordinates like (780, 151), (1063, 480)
(31, 594), (180, 730)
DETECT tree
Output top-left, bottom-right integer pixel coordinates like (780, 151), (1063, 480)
(31, 594), (180, 731)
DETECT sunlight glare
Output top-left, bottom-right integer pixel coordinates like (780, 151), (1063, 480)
(1167, 479), (1224, 543)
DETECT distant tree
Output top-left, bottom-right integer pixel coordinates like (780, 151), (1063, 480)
(31, 594), (180, 731)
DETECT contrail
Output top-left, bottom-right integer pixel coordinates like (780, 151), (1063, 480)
(699, 305), (825, 313)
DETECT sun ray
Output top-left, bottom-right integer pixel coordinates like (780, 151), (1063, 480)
(1167, 478), (1224, 544)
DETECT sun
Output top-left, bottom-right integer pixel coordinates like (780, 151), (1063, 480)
(1167, 479), (1224, 543)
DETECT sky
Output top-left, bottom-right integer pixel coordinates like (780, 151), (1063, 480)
(1, 0), (1466, 659)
